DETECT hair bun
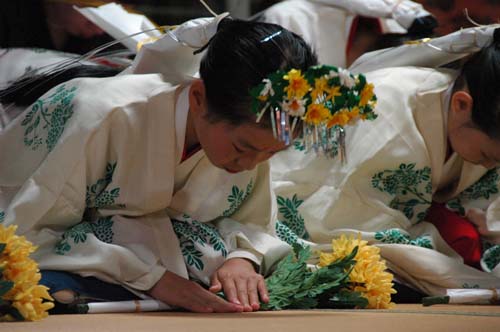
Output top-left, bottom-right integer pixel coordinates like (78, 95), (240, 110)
(493, 28), (500, 44)
(217, 16), (234, 32)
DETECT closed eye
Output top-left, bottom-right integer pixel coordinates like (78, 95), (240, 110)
(233, 144), (244, 153)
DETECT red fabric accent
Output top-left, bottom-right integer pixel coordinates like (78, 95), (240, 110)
(426, 202), (482, 268)
(181, 144), (201, 162)
(375, 18), (383, 34)
(346, 17), (383, 57)
(91, 58), (123, 68)
(346, 16), (359, 58)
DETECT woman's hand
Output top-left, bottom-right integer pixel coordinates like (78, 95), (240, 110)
(209, 258), (269, 312)
(148, 271), (243, 313)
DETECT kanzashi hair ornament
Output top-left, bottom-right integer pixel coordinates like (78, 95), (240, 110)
(260, 30), (283, 43)
(250, 65), (378, 162)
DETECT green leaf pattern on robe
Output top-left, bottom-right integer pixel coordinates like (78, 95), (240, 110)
(462, 283), (480, 289)
(275, 221), (300, 246)
(276, 194), (309, 244)
(446, 168), (500, 216)
(173, 215), (227, 272)
(21, 84), (77, 152)
(54, 162), (120, 255)
(374, 228), (433, 249)
(293, 133), (339, 156)
(55, 216), (114, 255)
(86, 162), (120, 208)
(173, 179), (254, 271)
(482, 245), (500, 272)
(371, 163), (432, 222)
(293, 140), (306, 151)
(221, 179), (254, 217)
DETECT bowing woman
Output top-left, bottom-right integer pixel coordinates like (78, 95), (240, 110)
(0, 19), (319, 313)
(271, 27), (500, 295)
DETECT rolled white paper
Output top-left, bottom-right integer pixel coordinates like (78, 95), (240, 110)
(85, 299), (171, 314)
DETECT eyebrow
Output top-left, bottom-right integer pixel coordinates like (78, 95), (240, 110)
(239, 140), (261, 151)
(238, 139), (285, 153)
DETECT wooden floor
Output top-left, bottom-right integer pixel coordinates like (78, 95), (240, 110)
(2, 304), (500, 332)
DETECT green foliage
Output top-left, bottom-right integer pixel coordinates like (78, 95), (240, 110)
(0, 297), (25, 321)
(328, 289), (369, 308)
(261, 244), (367, 310)
(0, 280), (14, 297)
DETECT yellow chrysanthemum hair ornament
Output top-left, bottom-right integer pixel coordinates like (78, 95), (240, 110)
(0, 224), (54, 321)
(250, 65), (377, 161)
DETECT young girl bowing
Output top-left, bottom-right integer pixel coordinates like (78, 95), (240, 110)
(271, 27), (500, 295)
(0, 19), (318, 312)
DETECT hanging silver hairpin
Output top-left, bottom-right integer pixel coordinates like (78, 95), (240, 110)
(337, 126), (346, 164)
(464, 8), (488, 28)
(199, 0), (218, 16)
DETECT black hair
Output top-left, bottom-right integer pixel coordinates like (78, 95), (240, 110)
(456, 28), (500, 139)
(1, 18), (317, 120)
(0, 65), (121, 107)
(199, 18), (317, 126)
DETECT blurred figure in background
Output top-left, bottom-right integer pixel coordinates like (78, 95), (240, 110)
(418, 0), (500, 36)
(260, 0), (437, 67)
(1, 0), (112, 54)
(44, 0), (107, 51)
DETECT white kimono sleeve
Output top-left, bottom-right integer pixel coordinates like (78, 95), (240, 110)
(0, 74), (187, 291)
(216, 162), (291, 276)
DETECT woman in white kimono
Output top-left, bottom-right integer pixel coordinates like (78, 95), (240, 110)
(260, 0), (435, 67)
(271, 28), (500, 295)
(0, 48), (128, 130)
(0, 18), (318, 312)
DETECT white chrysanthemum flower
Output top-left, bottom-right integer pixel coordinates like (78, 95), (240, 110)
(282, 98), (306, 117)
(338, 68), (356, 88)
(260, 78), (275, 97)
(327, 70), (338, 79)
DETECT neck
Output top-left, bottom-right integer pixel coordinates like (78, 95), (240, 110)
(184, 108), (200, 153)
(445, 108), (454, 162)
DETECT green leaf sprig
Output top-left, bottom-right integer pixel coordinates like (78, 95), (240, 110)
(261, 244), (368, 310)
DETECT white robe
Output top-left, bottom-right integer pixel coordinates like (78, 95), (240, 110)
(262, 0), (431, 67)
(263, 0), (352, 67)
(271, 66), (500, 294)
(0, 47), (133, 130)
(0, 73), (289, 292)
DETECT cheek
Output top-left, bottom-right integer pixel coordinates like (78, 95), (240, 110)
(200, 131), (238, 165)
(213, 144), (238, 163)
(451, 130), (484, 162)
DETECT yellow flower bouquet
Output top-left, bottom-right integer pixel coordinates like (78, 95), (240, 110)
(319, 234), (396, 309)
(261, 234), (395, 310)
(0, 224), (54, 321)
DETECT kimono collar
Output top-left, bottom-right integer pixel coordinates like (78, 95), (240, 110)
(441, 79), (455, 135)
(174, 84), (191, 163)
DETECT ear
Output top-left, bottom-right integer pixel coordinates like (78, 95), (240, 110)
(189, 79), (207, 117)
(450, 91), (473, 119)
